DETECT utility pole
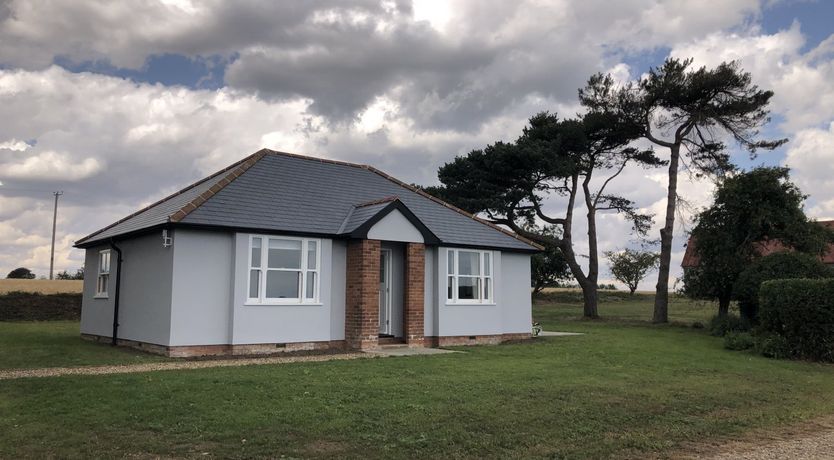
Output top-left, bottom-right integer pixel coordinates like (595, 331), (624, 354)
(49, 191), (63, 280)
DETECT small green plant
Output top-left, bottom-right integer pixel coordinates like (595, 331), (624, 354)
(532, 322), (543, 337)
(708, 314), (750, 337)
(724, 332), (754, 351)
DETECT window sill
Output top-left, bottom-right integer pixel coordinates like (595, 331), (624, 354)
(94, 294), (109, 299)
(244, 302), (323, 307)
(445, 302), (496, 306)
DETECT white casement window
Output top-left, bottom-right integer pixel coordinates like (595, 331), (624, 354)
(95, 250), (111, 298)
(247, 235), (320, 304)
(446, 249), (493, 304)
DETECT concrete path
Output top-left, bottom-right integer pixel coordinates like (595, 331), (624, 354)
(0, 352), (372, 380)
(538, 331), (585, 337)
(364, 346), (459, 357)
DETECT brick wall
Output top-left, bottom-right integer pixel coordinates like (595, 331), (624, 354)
(404, 243), (426, 346)
(345, 239), (381, 350)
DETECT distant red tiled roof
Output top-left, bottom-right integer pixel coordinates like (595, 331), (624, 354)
(682, 220), (834, 267)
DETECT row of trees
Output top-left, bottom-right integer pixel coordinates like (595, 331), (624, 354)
(6, 267), (84, 280)
(427, 58), (784, 321)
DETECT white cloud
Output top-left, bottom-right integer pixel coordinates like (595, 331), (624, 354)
(0, 139), (29, 151)
(2, 151), (102, 181)
(671, 23), (834, 132)
(783, 122), (834, 219)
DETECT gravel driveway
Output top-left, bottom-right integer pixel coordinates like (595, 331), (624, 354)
(0, 352), (371, 380)
(682, 417), (834, 459)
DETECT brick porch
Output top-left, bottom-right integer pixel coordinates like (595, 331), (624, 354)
(345, 239), (426, 350)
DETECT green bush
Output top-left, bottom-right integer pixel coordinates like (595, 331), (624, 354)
(734, 252), (831, 321)
(724, 332), (754, 351)
(708, 314), (750, 337)
(753, 332), (792, 359)
(759, 279), (834, 362)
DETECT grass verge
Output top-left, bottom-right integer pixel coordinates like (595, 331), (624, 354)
(1, 297), (833, 458)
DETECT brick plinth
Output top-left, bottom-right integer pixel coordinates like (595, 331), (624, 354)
(81, 334), (346, 358)
(425, 333), (532, 347)
(404, 243), (426, 346)
(345, 239), (381, 350)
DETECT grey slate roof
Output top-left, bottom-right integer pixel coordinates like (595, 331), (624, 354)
(338, 202), (391, 234)
(76, 150), (538, 252)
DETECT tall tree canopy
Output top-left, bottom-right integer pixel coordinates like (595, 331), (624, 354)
(430, 76), (663, 318)
(584, 58), (787, 322)
(681, 167), (832, 318)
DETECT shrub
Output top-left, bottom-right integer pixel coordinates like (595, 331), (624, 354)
(753, 332), (791, 359)
(759, 279), (834, 362)
(724, 332), (754, 351)
(0, 291), (82, 321)
(708, 314), (750, 337)
(734, 252), (831, 321)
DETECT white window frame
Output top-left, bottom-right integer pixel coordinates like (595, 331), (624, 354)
(446, 248), (494, 305)
(95, 249), (110, 298)
(246, 234), (321, 305)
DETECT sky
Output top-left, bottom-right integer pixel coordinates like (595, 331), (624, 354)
(1, 0), (833, 289)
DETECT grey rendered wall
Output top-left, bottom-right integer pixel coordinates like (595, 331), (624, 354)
(366, 209), (424, 243)
(498, 252), (533, 333)
(168, 229), (234, 346)
(80, 233), (174, 345)
(423, 246), (438, 337)
(230, 233), (337, 344)
(80, 246), (115, 337)
(434, 247), (532, 336)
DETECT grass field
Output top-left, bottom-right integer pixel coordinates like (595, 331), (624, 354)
(1, 294), (832, 458)
(0, 321), (167, 370)
(0, 279), (83, 294)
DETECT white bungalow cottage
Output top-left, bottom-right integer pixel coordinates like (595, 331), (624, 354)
(74, 149), (539, 357)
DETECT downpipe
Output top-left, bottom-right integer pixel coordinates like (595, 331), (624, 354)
(109, 240), (123, 346)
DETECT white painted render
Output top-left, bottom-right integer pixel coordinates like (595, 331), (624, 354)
(81, 229), (532, 347)
(366, 209), (424, 243)
(80, 232), (174, 345)
(434, 247), (532, 336)
(229, 233), (337, 344)
(169, 229), (233, 346)
(423, 246), (438, 337)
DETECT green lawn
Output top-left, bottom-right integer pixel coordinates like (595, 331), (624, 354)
(1, 297), (833, 458)
(0, 321), (168, 370)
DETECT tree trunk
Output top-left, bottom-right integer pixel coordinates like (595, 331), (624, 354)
(718, 296), (730, 317)
(653, 144), (680, 323)
(560, 242), (599, 318)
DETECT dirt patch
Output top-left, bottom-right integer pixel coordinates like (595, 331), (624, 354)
(0, 292), (82, 321)
(676, 415), (834, 459)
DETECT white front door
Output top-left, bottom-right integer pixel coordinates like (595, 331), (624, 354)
(379, 249), (392, 335)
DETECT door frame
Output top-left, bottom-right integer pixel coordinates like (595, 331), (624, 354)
(379, 248), (393, 336)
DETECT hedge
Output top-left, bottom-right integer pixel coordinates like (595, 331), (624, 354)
(759, 279), (834, 362)
(0, 292), (82, 321)
(734, 252), (831, 320)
